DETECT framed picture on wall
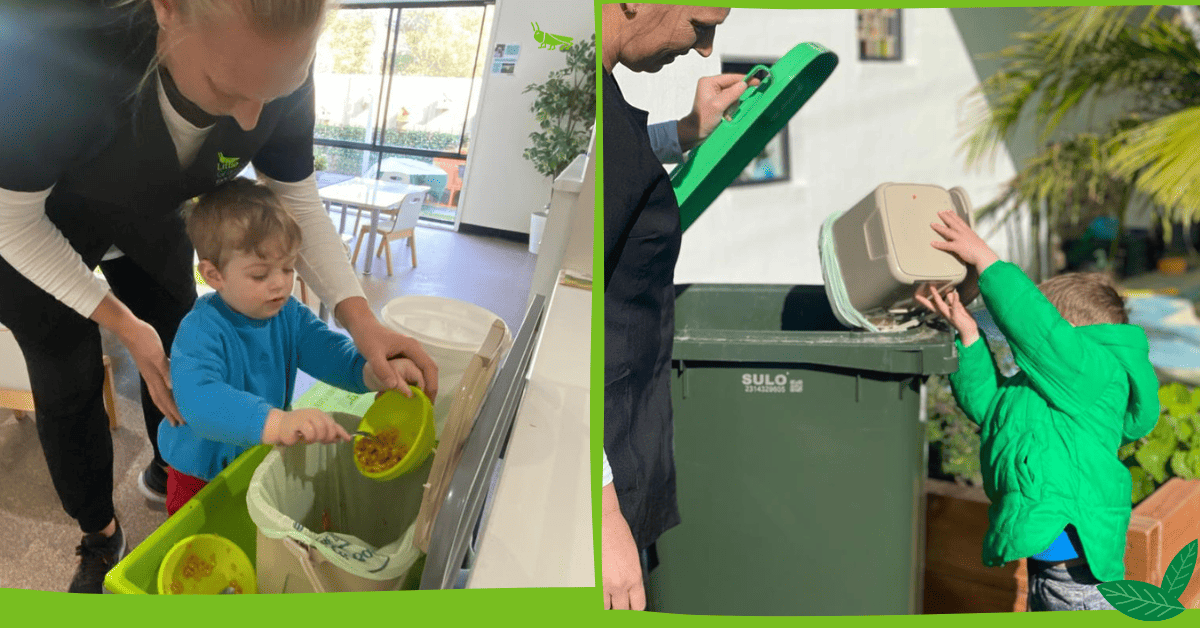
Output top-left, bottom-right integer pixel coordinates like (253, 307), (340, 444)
(858, 9), (902, 61)
(722, 59), (791, 187)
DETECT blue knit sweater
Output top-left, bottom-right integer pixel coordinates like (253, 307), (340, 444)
(160, 292), (369, 481)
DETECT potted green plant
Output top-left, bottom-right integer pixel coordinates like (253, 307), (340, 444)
(522, 34), (595, 253)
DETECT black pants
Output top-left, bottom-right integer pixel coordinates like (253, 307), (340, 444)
(0, 255), (194, 533)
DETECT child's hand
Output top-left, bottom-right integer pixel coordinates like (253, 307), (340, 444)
(915, 284), (980, 346)
(263, 408), (352, 446)
(363, 357), (427, 398)
(930, 210), (1000, 275)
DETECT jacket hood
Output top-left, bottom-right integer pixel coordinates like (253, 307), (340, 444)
(1079, 323), (1161, 443)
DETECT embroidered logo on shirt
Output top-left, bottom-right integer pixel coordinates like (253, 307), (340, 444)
(216, 152), (241, 183)
(1099, 539), (1196, 620)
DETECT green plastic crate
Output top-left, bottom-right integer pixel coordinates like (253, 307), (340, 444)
(105, 383), (378, 594)
(104, 444), (271, 594)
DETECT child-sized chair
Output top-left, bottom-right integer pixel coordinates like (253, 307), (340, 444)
(350, 188), (425, 277)
(0, 325), (118, 429)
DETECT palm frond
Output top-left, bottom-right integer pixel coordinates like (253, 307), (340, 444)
(961, 6), (1200, 169)
(1109, 105), (1200, 221)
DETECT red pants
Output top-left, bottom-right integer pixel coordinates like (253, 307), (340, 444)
(166, 467), (209, 516)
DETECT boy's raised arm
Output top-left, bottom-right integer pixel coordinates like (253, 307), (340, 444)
(916, 284), (1002, 425)
(947, 336), (1003, 425)
(929, 211), (1116, 416)
(978, 262), (1117, 416)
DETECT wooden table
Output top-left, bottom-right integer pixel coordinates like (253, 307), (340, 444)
(317, 177), (429, 276)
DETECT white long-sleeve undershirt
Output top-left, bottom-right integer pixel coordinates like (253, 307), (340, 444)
(0, 73), (364, 319)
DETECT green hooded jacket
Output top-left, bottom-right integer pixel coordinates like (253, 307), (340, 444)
(948, 261), (1160, 582)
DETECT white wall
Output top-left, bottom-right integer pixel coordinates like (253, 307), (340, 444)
(613, 8), (1031, 286)
(457, 0), (594, 234)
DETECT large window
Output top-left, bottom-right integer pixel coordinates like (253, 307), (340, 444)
(313, 2), (494, 224)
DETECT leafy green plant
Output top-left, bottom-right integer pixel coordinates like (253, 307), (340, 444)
(1099, 539), (1196, 621)
(926, 375), (983, 487)
(522, 34), (595, 180)
(962, 6), (1200, 265)
(1121, 382), (1200, 505)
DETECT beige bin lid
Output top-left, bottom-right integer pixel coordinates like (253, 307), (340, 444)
(412, 318), (511, 553)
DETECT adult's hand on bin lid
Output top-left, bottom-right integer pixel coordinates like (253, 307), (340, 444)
(677, 74), (751, 153)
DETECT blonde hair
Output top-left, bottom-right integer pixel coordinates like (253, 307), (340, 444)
(116, 0), (332, 98)
(1038, 272), (1129, 326)
(116, 0), (330, 35)
(183, 178), (302, 270)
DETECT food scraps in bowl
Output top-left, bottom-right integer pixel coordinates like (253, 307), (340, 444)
(354, 428), (411, 474)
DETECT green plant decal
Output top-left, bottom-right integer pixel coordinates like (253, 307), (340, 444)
(1098, 580), (1186, 620)
(1098, 540), (1196, 620)
(1162, 540), (1198, 601)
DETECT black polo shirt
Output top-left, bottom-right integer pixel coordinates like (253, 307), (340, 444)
(603, 70), (683, 550)
(0, 0), (315, 306)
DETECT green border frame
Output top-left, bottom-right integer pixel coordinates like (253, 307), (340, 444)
(4, 1), (1190, 626)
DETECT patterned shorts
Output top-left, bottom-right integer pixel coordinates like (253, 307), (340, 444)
(1027, 560), (1116, 611)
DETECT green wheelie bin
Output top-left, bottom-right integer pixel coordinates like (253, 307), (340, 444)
(645, 284), (957, 616)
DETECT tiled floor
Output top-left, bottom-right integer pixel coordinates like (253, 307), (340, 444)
(0, 222), (536, 592)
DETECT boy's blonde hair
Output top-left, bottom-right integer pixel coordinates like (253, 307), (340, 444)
(1037, 272), (1128, 326)
(183, 178), (301, 270)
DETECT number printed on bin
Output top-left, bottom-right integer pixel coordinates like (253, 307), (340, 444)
(742, 373), (803, 394)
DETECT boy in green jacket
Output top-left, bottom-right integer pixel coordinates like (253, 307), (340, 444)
(916, 210), (1160, 611)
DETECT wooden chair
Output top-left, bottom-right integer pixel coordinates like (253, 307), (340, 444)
(350, 189), (424, 276)
(0, 325), (118, 429)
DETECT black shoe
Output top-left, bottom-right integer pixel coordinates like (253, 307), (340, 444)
(68, 521), (127, 593)
(138, 461), (168, 503)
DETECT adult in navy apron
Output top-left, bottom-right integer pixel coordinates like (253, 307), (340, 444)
(601, 4), (739, 611)
(0, 0), (437, 593)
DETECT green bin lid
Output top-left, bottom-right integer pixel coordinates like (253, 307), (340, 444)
(670, 42), (838, 232)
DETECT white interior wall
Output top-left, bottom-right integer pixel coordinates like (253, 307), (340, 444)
(457, 0), (595, 234)
(612, 8), (1029, 286)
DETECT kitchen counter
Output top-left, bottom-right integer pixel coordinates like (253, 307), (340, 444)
(467, 277), (593, 588)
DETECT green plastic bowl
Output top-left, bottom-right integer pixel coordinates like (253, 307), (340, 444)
(354, 386), (435, 481)
(158, 533), (257, 595)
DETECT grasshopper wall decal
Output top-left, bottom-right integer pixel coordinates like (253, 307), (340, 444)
(532, 22), (572, 50)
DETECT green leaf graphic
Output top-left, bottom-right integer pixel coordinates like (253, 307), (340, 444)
(1097, 580), (1186, 621)
(1161, 540), (1198, 600)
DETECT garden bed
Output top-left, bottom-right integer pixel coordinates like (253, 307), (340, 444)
(925, 477), (1200, 613)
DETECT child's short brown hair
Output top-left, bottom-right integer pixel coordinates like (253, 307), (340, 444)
(1037, 272), (1128, 326)
(182, 178), (302, 270)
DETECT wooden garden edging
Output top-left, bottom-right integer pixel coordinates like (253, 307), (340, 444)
(924, 477), (1200, 613)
